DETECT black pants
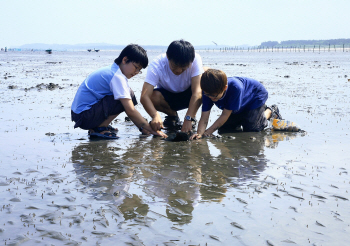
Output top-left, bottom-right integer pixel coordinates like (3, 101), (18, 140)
(71, 90), (137, 130)
(219, 105), (268, 132)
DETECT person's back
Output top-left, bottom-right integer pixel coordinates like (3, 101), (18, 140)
(202, 76), (268, 114)
(71, 64), (118, 113)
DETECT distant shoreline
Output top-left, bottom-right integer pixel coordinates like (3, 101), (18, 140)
(2, 38), (349, 51)
(2, 46), (350, 53)
(261, 38), (350, 47)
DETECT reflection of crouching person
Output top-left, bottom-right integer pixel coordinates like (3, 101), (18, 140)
(71, 44), (167, 139)
(191, 69), (282, 139)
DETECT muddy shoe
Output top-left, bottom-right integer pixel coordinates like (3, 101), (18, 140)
(163, 115), (182, 130)
(267, 104), (283, 120)
(270, 119), (301, 132)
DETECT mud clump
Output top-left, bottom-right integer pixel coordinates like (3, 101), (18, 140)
(8, 85), (17, 89)
(23, 83), (64, 91)
(46, 62), (62, 64)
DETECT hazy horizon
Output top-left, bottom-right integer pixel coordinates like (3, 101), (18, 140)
(10, 42), (252, 49)
(4, 39), (350, 51)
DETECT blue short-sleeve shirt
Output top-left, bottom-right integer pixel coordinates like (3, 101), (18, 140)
(202, 77), (268, 113)
(71, 63), (131, 114)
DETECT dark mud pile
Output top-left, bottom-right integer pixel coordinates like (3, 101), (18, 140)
(0, 50), (349, 245)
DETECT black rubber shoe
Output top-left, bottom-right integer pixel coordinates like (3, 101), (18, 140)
(163, 115), (182, 130)
(268, 104), (283, 120)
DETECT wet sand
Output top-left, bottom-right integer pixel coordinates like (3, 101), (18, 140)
(0, 50), (349, 245)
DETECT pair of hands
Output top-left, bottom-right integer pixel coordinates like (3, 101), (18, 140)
(140, 126), (168, 138)
(137, 114), (167, 138)
(189, 131), (212, 140)
(149, 114), (194, 137)
(149, 114), (214, 140)
(143, 129), (211, 140)
(150, 114), (193, 133)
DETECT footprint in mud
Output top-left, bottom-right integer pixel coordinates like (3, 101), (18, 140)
(9, 198), (21, 202)
(236, 197), (248, 204)
(230, 222), (244, 230)
(316, 221), (325, 227)
(332, 195), (348, 201)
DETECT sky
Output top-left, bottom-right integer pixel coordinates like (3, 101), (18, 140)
(1, 0), (350, 48)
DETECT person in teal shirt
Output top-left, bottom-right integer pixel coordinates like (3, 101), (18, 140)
(71, 44), (167, 139)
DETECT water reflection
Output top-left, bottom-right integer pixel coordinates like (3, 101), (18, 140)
(71, 139), (151, 220)
(141, 138), (202, 224)
(70, 130), (303, 224)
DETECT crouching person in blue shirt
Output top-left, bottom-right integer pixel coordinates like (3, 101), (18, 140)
(190, 69), (282, 140)
(71, 44), (167, 139)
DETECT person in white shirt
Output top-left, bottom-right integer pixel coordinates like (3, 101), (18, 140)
(71, 44), (167, 139)
(140, 40), (204, 133)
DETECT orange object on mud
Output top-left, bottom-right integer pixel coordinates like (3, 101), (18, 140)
(270, 119), (300, 132)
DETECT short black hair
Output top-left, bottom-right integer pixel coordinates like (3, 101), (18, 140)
(166, 40), (195, 67)
(114, 44), (148, 68)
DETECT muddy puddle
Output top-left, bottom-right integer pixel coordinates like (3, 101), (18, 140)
(0, 50), (349, 245)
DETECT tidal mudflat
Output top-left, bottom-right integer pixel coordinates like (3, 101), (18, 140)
(0, 50), (349, 245)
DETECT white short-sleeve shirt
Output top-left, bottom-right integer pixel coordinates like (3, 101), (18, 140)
(145, 53), (204, 93)
(110, 68), (131, 100)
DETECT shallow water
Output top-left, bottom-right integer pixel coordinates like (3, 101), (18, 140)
(0, 50), (349, 245)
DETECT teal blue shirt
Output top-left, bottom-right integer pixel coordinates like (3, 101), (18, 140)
(71, 63), (131, 114)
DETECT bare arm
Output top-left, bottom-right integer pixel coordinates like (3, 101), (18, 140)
(140, 82), (163, 131)
(205, 108), (232, 135)
(120, 98), (167, 138)
(190, 110), (210, 140)
(181, 74), (202, 132)
(191, 108), (232, 140)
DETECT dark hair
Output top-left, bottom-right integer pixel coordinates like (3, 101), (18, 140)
(166, 40), (195, 67)
(114, 44), (148, 68)
(201, 69), (228, 94)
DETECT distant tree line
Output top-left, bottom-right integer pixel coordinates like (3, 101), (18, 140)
(261, 39), (350, 47)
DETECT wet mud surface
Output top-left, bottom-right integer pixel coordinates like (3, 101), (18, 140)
(0, 50), (349, 245)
